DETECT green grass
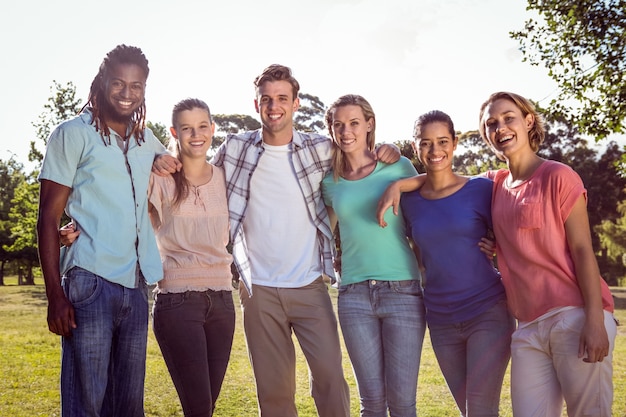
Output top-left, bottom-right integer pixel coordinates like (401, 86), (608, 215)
(1, 277), (624, 416)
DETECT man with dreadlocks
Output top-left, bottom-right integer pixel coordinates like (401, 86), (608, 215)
(37, 44), (177, 417)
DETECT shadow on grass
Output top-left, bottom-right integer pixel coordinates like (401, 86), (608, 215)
(0, 283), (49, 308)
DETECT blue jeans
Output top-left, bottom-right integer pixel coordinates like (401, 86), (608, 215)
(153, 290), (236, 417)
(428, 299), (515, 417)
(338, 279), (426, 417)
(60, 267), (149, 417)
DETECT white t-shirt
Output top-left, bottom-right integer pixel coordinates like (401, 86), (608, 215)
(243, 142), (322, 287)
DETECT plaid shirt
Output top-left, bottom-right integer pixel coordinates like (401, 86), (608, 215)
(211, 129), (335, 295)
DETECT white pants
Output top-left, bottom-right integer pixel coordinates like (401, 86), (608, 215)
(511, 308), (617, 417)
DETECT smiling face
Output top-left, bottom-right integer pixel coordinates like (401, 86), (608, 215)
(170, 107), (215, 160)
(254, 80), (299, 141)
(330, 104), (373, 155)
(481, 97), (535, 160)
(414, 121), (457, 173)
(102, 63), (146, 124)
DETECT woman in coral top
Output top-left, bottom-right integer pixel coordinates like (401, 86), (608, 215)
(478, 92), (616, 417)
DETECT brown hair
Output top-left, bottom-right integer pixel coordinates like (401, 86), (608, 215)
(169, 98), (212, 208)
(253, 64), (300, 100)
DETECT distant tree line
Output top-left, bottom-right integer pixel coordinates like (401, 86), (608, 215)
(2, 77), (625, 286)
(4, 1), (626, 284)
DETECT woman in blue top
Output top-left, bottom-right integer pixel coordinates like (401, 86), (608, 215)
(321, 94), (426, 417)
(400, 110), (515, 416)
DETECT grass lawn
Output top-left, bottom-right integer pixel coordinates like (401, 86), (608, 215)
(0, 277), (624, 416)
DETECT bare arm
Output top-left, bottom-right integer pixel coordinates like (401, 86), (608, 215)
(151, 153), (181, 177)
(376, 175), (427, 227)
(565, 195), (609, 363)
(374, 143), (401, 164)
(37, 180), (75, 337)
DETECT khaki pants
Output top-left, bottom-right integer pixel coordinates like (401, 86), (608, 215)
(511, 308), (617, 417)
(239, 277), (350, 417)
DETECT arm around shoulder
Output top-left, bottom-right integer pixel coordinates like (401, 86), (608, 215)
(376, 174), (427, 227)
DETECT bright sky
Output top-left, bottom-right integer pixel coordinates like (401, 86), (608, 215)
(0, 0), (579, 172)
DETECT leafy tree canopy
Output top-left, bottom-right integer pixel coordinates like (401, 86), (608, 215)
(511, 0), (626, 140)
(30, 81), (82, 163)
(147, 121), (170, 147)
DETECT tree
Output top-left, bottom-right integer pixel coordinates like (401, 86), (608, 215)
(4, 179), (39, 285)
(595, 195), (626, 285)
(511, 0), (626, 140)
(294, 93), (326, 134)
(213, 114), (261, 150)
(147, 121), (170, 147)
(453, 131), (507, 175)
(30, 81), (82, 163)
(0, 157), (26, 285)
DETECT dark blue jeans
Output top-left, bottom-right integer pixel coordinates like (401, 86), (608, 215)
(60, 267), (149, 417)
(338, 279), (426, 417)
(152, 290), (235, 417)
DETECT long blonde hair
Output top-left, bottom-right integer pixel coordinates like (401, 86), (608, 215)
(325, 94), (376, 181)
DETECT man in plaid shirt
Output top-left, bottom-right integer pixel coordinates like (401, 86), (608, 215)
(204, 65), (399, 416)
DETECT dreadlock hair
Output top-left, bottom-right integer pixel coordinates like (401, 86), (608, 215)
(81, 44), (150, 145)
(325, 94), (377, 182)
(169, 98), (213, 209)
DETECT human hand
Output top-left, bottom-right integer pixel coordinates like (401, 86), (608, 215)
(59, 222), (79, 247)
(152, 153), (181, 177)
(579, 313), (610, 363)
(374, 143), (401, 164)
(376, 182), (402, 227)
(478, 231), (496, 260)
(47, 293), (76, 337)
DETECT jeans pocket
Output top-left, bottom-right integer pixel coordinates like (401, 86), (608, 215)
(391, 280), (423, 296)
(221, 291), (235, 312)
(337, 283), (356, 296)
(154, 292), (187, 311)
(63, 267), (102, 307)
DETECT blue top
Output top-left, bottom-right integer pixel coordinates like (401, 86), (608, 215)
(39, 109), (166, 287)
(401, 176), (505, 325)
(322, 157), (421, 285)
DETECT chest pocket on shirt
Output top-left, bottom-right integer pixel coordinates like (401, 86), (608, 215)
(517, 200), (544, 229)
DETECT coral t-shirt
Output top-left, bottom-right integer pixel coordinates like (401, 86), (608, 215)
(487, 161), (614, 322)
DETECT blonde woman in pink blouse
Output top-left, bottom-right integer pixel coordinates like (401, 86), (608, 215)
(148, 98), (235, 417)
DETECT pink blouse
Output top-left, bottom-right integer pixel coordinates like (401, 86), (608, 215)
(148, 165), (233, 293)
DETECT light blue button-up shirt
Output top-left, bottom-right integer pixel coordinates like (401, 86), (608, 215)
(39, 109), (165, 287)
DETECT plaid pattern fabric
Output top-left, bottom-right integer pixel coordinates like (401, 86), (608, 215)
(212, 129), (336, 294)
